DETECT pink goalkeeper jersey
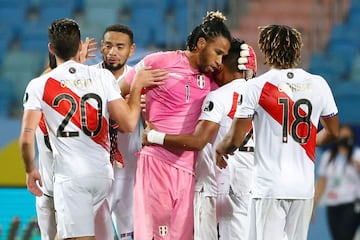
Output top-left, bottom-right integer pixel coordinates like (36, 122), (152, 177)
(125, 50), (212, 173)
(236, 68), (338, 199)
(24, 60), (120, 180)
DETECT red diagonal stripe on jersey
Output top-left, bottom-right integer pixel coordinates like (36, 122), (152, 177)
(42, 78), (109, 152)
(227, 92), (239, 119)
(259, 82), (317, 161)
(38, 114), (48, 135)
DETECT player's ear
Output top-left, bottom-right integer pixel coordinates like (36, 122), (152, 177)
(128, 43), (136, 58)
(78, 40), (83, 52)
(48, 43), (55, 55)
(196, 37), (206, 50)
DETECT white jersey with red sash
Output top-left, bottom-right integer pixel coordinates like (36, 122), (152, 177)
(35, 114), (54, 196)
(236, 68), (338, 199)
(23, 60), (120, 180)
(197, 79), (254, 195)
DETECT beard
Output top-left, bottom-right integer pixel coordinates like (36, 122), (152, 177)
(103, 61), (125, 71)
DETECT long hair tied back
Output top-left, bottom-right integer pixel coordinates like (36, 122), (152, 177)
(258, 24), (302, 69)
(186, 10), (231, 51)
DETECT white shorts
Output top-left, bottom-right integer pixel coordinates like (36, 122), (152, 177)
(193, 191), (217, 240)
(217, 188), (252, 240)
(107, 174), (135, 238)
(249, 198), (313, 240)
(54, 176), (113, 239)
(95, 198), (115, 240)
(36, 195), (57, 240)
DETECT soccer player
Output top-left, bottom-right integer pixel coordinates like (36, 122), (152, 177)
(95, 23), (140, 240)
(35, 40), (97, 240)
(216, 24), (340, 240)
(144, 39), (257, 240)
(19, 18), (166, 240)
(121, 10), (232, 240)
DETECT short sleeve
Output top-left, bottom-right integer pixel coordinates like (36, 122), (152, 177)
(23, 78), (42, 111)
(199, 92), (224, 124)
(320, 81), (338, 118)
(235, 82), (257, 119)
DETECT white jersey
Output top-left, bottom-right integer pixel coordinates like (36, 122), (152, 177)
(35, 114), (54, 196)
(196, 79), (255, 196)
(95, 63), (142, 178)
(236, 68), (338, 199)
(23, 60), (121, 180)
(317, 147), (360, 205)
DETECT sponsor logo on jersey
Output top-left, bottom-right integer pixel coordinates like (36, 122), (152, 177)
(203, 100), (214, 112)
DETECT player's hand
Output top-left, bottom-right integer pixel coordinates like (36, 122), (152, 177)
(80, 37), (98, 63)
(216, 136), (237, 169)
(133, 66), (167, 89)
(216, 148), (229, 169)
(26, 169), (43, 197)
(142, 121), (156, 146)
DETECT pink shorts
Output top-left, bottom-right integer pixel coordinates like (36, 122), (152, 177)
(134, 153), (195, 240)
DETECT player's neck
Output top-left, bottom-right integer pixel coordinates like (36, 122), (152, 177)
(112, 67), (125, 80)
(184, 50), (199, 70)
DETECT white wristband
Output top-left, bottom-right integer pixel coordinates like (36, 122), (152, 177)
(147, 129), (166, 145)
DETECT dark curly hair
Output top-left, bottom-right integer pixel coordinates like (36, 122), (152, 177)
(186, 11), (232, 51)
(258, 24), (302, 69)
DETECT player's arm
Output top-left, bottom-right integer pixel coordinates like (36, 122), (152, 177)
(145, 120), (219, 151)
(119, 77), (131, 98)
(215, 117), (252, 169)
(19, 109), (43, 196)
(312, 175), (327, 221)
(109, 67), (167, 132)
(316, 115), (340, 146)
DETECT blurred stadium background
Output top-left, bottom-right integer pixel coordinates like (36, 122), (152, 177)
(0, 0), (359, 239)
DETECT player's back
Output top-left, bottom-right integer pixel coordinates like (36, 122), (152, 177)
(238, 68), (338, 199)
(27, 60), (120, 180)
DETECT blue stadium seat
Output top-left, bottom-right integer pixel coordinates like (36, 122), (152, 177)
(129, 6), (165, 47)
(349, 54), (360, 81)
(0, 4), (27, 36)
(20, 21), (49, 52)
(329, 24), (360, 48)
(0, 79), (16, 117)
(308, 52), (345, 82)
(84, 0), (130, 9)
(332, 81), (360, 123)
(84, 6), (119, 28)
(327, 39), (358, 76)
(40, 3), (74, 26)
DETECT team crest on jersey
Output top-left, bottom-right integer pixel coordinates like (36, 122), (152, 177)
(203, 100), (214, 112)
(159, 225), (168, 236)
(197, 75), (205, 89)
(23, 92), (29, 104)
